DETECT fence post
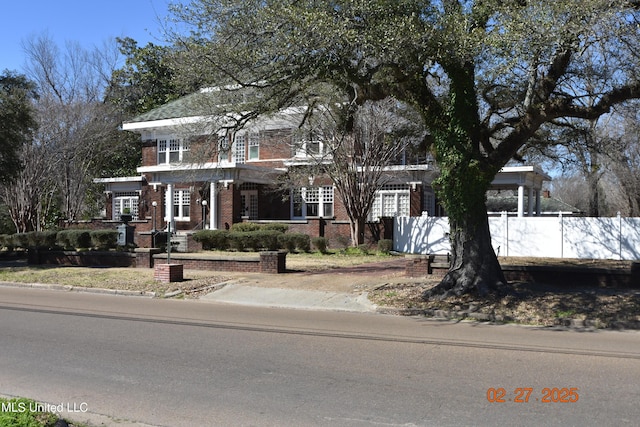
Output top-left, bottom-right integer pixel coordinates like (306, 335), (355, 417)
(501, 211), (508, 257)
(559, 212), (563, 259)
(618, 211), (622, 261)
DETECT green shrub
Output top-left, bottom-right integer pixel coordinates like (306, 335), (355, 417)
(377, 239), (393, 254)
(57, 229), (91, 250)
(277, 233), (297, 252)
(231, 222), (262, 232)
(11, 233), (29, 249)
(91, 230), (118, 250)
(279, 233), (310, 252)
(311, 236), (328, 253)
(228, 231), (251, 251)
(0, 234), (13, 251)
(24, 231), (58, 249)
(341, 245), (370, 256)
(255, 229), (281, 251)
(295, 233), (311, 252)
(193, 229), (230, 250)
(261, 223), (289, 233)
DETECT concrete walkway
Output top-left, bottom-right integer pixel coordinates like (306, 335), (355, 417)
(200, 283), (377, 312)
(199, 258), (414, 312)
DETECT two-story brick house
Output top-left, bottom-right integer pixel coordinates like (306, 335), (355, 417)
(95, 88), (549, 249)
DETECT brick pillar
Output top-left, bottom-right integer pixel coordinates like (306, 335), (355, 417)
(405, 255), (430, 277)
(154, 263), (183, 282)
(259, 251), (286, 273)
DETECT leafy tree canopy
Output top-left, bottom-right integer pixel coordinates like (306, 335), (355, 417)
(0, 71), (37, 185)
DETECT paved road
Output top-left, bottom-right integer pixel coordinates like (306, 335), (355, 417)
(0, 287), (638, 426)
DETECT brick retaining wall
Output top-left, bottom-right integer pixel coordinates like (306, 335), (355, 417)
(28, 249), (286, 274)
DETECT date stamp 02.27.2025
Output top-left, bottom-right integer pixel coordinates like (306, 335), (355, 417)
(486, 387), (579, 403)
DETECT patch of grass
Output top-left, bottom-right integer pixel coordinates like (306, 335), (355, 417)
(0, 397), (60, 427)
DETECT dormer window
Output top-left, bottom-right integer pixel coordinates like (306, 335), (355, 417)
(158, 137), (189, 164)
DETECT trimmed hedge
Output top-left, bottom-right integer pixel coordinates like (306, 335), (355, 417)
(91, 230), (119, 250)
(230, 222), (262, 232)
(195, 225), (309, 253)
(278, 233), (311, 253)
(1, 230), (120, 251)
(311, 236), (328, 253)
(57, 230), (92, 250)
(192, 229), (230, 250)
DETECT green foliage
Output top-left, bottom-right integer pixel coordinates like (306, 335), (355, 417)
(261, 223), (289, 233)
(228, 231), (253, 251)
(311, 236), (328, 253)
(230, 222), (262, 232)
(377, 239), (393, 254)
(11, 233), (30, 249)
(90, 230), (119, 250)
(25, 231), (58, 249)
(107, 37), (186, 117)
(56, 229), (92, 250)
(193, 229), (230, 250)
(254, 229), (281, 251)
(0, 234), (13, 251)
(340, 245), (370, 256)
(0, 397), (59, 427)
(0, 71), (37, 185)
(279, 233), (311, 253)
(277, 233), (297, 252)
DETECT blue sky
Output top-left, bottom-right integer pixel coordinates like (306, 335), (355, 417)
(1, 0), (180, 72)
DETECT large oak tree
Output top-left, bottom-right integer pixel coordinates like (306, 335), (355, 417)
(168, 0), (640, 297)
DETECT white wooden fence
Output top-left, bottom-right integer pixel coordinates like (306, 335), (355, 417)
(394, 213), (640, 261)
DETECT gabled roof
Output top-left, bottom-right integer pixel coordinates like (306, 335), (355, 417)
(124, 91), (211, 124)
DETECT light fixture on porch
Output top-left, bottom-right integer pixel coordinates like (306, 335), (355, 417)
(308, 175), (315, 186)
(201, 200), (207, 229)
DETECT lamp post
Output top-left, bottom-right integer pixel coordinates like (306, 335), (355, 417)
(151, 201), (157, 248)
(151, 201), (157, 231)
(202, 200), (207, 229)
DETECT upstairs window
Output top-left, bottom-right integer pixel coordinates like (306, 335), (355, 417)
(158, 138), (189, 164)
(248, 133), (260, 160)
(293, 131), (325, 158)
(233, 134), (246, 164)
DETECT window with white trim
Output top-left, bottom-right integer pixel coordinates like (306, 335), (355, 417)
(113, 192), (139, 220)
(293, 131), (324, 157)
(218, 135), (230, 163)
(369, 184), (410, 220)
(292, 186), (334, 218)
(233, 134), (246, 164)
(165, 189), (191, 221)
(248, 133), (260, 160)
(158, 137), (189, 164)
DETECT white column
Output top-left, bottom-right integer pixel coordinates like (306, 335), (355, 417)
(535, 190), (541, 216)
(209, 181), (217, 230)
(527, 187), (534, 216)
(517, 185), (525, 217)
(166, 183), (174, 232)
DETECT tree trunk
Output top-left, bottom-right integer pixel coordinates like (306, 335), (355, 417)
(423, 207), (507, 299)
(349, 216), (366, 247)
